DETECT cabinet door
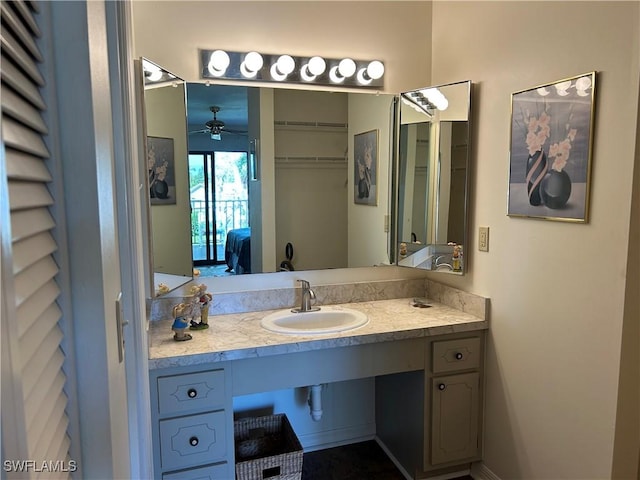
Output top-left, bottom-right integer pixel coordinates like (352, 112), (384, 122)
(431, 372), (479, 465)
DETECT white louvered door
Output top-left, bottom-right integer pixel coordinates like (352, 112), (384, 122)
(1, 1), (75, 478)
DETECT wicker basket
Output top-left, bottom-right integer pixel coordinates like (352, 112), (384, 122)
(234, 413), (303, 480)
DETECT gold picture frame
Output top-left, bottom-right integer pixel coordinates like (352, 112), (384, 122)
(507, 72), (596, 222)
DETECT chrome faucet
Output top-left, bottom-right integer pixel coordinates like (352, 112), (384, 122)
(434, 255), (453, 271)
(293, 279), (320, 313)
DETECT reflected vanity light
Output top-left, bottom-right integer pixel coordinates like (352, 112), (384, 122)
(200, 49), (384, 88)
(535, 76), (592, 97)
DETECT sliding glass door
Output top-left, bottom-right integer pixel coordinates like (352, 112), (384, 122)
(189, 151), (249, 265)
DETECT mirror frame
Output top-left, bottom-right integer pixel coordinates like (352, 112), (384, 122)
(392, 80), (472, 275)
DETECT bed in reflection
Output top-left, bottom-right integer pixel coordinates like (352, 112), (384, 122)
(224, 227), (251, 274)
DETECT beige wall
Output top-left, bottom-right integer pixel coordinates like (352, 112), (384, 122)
(131, 1), (431, 94)
(431, 2), (639, 478)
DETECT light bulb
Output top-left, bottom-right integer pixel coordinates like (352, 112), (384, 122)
(241, 51), (263, 78)
(366, 60), (384, 80)
(338, 58), (356, 78)
(307, 56), (326, 76)
(276, 55), (295, 75)
(356, 68), (372, 85)
(208, 50), (230, 77)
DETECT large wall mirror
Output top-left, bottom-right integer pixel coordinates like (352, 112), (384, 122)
(138, 58), (472, 296)
(394, 80), (471, 274)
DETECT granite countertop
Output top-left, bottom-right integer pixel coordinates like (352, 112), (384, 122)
(148, 297), (488, 369)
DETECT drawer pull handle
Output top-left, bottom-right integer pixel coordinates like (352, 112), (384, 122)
(438, 383), (446, 391)
(187, 388), (198, 398)
(455, 352), (463, 360)
(189, 436), (199, 447)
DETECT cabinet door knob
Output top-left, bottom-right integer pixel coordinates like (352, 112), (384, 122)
(438, 383), (446, 391)
(189, 436), (199, 447)
(455, 352), (463, 360)
(187, 388), (198, 398)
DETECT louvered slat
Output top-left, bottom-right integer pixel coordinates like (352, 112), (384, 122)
(37, 407), (69, 462)
(9, 0), (40, 37)
(10, 207), (55, 242)
(16, 281), (60, 337)
(1, 26), (45, 86)
(2, 85), (48, 134)
(22, 340), (64, 405)
(18, 303), (61, 371)
(3, 118), (49, 156)
(24, 364), (65, 433)
(13, 256), (59, 309)
(12, 231), (57, 275)
(0, 57), (47, 110)
(6, 149), (52, 182)
(8, 181), (53, 210)
(38, 419), (70, 480)
(0, 3), (42, 62)
(26, 391), (66, 454)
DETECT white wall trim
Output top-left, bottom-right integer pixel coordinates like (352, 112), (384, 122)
(471, 462), (502, 480)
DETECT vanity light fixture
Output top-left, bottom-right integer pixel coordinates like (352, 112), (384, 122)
(200, 49), (384, 88)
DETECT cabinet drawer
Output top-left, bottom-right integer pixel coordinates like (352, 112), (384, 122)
(159, 411), (227, 470)
(432, 337), (480, 373)
(157, 369), (225, 415)
(162, 462), (228, 480)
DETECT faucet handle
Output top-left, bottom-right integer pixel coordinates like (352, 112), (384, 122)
(298, 279), (310, 289)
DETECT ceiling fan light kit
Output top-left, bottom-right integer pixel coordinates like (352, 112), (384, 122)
(189, 105), (247, 141)
(200, 49), (384, 88)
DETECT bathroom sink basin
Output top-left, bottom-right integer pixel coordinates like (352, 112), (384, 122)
(260, 306), (369, 335)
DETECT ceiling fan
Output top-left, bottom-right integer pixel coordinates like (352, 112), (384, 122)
(189, 106), (247, 140)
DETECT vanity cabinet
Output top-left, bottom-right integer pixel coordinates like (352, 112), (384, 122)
(376, 331), (485, 478)
(149, 330), (485, 479)
(149, 364), (235, 480)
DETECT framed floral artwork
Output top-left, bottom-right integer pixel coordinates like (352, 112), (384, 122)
(147, 136), (176, 205)
(354, 129), (378, 206)
(507, 72), (596, 222)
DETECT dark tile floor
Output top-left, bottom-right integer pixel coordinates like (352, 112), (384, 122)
(301, 441), (473, 480)
(302, 441), (404, 480)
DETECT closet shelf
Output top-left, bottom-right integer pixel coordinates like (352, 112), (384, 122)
(275, 156), (347, 168)
(274, 120), (348, 132)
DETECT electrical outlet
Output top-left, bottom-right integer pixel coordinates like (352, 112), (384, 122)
(479, 226), (489, 252)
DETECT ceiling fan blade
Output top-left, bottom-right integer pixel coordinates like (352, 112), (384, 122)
(189, 128), (210, 135)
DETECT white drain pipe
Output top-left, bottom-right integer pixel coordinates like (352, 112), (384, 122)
(308, 384), (323, 421)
